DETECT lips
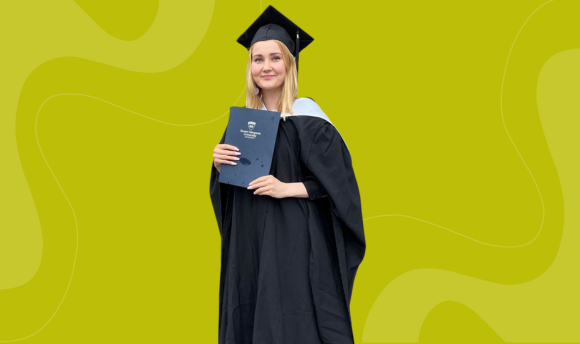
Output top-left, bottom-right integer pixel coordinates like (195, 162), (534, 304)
(262, 75), (275, 79)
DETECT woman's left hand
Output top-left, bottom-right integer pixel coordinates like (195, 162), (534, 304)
(248, 175), (289, 199)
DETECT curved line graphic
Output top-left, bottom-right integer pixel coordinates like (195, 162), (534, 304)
(0, 85), (245, 342)
(362, 0), (555, 249)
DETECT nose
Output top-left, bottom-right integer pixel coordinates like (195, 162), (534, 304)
(263, 59), (272, 71)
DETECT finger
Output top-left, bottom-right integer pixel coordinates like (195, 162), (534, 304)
(213, 155), (237, 164)
(216, 154), (239, 161)
(216, 149), (241, 156)
(216, 159), (236, 165)
(254, 186), (272, 195)
(248, 180), (270, 189)
(250, 176), (266, 184)
(218, 144), (239, 152)
(249, 176), (268, 186)
(253, 186), (266, 195)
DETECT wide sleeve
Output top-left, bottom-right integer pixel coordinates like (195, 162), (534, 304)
(302, 174), (328, 200)
(300, 120), (366, 309)
(209, 127), (233, 237)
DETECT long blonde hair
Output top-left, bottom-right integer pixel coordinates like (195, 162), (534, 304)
(246, 40), (298, 121)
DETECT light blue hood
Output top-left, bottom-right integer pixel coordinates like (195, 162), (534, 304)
(259, 97), (351, 156)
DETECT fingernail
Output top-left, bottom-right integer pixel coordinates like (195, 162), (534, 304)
(235, 152), (241, 155)
(231, 162), (237, 165)
(234, 157), (239, 160)
(235, 147), (239, 151)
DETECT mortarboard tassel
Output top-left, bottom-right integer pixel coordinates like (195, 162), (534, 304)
(296, 29), (300, 79)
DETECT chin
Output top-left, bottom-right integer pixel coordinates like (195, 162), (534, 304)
(262, 83), (284, 90)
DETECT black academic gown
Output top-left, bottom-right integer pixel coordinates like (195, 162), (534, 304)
(210, 115), (365, 344)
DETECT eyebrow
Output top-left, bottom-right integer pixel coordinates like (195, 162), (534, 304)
(252, 52), (282, 57)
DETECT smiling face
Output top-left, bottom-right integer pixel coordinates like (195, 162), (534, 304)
(251, 40), (287, 92)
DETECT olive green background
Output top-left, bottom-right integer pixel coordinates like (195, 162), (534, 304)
(1, 0), (579, 343)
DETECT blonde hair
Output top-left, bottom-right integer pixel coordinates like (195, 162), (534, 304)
(246, 40), (298, 121)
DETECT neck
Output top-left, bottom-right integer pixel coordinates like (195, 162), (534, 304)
(261, 87), (282, 111)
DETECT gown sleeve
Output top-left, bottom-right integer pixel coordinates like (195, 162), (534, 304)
(209, 127), (233, 237)
(302, 174), (328, 200)
(300, 119), (366, 313)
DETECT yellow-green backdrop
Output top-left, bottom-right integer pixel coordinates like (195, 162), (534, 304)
(1, 0), (579, 343)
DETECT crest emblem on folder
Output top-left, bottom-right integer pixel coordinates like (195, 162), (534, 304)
(248, 121), (256, 130)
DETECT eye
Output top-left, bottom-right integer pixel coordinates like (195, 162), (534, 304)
(254, 58), (262, 62)
(273, 56), (281, 61)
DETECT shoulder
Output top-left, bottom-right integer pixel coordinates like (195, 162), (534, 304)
(286, 111), (328, 132)
(293, 97), (317, 105)
(288, 114), (340, 144)
(289, 97), (339, 127)
(290, 97), (333, 125)
(292, 97), (324, 115)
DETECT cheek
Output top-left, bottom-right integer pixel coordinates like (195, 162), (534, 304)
(278, 70), (286, 82)
(275, 64), (286, 77)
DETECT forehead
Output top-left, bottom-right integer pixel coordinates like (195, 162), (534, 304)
(252, 40), (281, 55)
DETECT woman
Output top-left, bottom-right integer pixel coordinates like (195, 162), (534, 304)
(210, 6), (365, 344)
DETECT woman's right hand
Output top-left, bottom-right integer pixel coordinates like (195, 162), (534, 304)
(213, 144), (240, 173)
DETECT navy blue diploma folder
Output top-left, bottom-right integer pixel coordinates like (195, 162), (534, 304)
(218, 106), (281, 188)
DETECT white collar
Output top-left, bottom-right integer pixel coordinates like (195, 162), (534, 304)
(257, 97), (349, 153)
(260, 97), (328, 121)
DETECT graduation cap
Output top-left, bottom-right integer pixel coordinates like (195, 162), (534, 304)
(237, 5), (314, 76)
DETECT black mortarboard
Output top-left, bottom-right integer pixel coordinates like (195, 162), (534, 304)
(237, 5), (314, 76)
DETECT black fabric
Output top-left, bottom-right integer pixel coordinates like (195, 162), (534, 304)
(210, 116), (365, 344)
(251, 23), (295, 55)
(236, 5), (314, 55)
(236, 5), (314, 77)
(302, 175), (327, 200)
